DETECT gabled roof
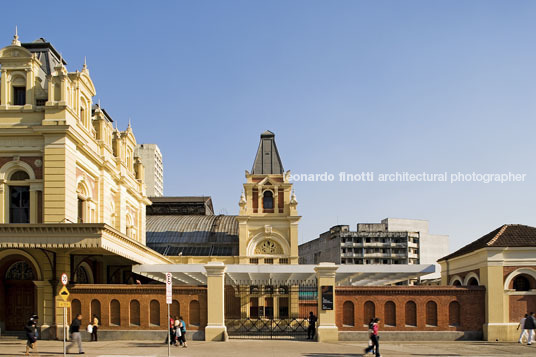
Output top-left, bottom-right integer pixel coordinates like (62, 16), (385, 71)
(439, 224), (536, 261)
(251, 130), (284, 175)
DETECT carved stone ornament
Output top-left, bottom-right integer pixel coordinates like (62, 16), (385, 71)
(254, 239), (283, 255)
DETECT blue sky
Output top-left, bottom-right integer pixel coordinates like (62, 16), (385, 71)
(4, 1), (536, 251)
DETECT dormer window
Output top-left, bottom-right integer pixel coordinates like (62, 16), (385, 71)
(13, 86), (25, 105)
(263, 191), (273, 209)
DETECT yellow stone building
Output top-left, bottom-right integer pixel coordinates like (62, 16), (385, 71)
(438, 224), (536, 341)
(0, 34), (171, 338)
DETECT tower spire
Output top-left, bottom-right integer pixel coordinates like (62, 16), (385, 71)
(251, 130), (284, 175)
(11, 25), (21, 46)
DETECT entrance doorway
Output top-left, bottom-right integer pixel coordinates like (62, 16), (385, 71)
(3, 260), (36, 331)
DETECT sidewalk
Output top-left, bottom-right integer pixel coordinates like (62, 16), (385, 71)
(0, 339), (534, 356)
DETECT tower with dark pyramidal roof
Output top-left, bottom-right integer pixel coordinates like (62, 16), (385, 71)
(237, 131), (300, 264)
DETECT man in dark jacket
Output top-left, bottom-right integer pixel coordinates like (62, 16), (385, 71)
(67, 314), (84, 354)
(24, 315), (38, 356)
(307, 311), (317, 340)
(524, 311), (536, 345)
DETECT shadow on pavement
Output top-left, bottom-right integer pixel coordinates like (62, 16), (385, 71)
(302, 354), (363, 357)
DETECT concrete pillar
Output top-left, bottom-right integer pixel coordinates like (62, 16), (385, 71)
(315, 262), (339, 342)
(204, 262), (227, 341)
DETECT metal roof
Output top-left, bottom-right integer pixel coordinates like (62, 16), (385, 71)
(133, 263), (436, 286)
(146, 215), (238, 244)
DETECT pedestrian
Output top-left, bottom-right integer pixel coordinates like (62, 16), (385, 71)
(67, 313), (84, 354)
(518, 314), (528, 343)
(307, 311), (317, 340)
(525, 312), (536, 345)
(24, 314), (38, 356)
(165, 316), (175, 345)
(178, 316), (188, 348)
(364, 318), (381, 357)
(174, 316), (182, 346)
(91, 314), (99, 341)
(367, 318), (376, 355)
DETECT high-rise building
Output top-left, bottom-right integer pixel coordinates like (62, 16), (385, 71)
(135, 144), (163, 197)
(299, 218), (448, 280)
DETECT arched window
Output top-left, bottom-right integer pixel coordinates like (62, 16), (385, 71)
(10, 170), (29, 181)
(426, 301), (438, 326)
(513, 275), (530, 291)
(150, 300), (160, 326)
(449, 301), (460, 327)
(342, 301), (354, 326)
(384, 301), (396, 327)
(189, 300), (200, 327)
(5, 261), (35, 280)
(453, 280), (462, 286)
(76, 181), (90, 223)
(72, 299), (82, 322)
(467, 277), (479, 286)
(263, 191), (273, 209)
(363, 301), (375, 326)
(405, 301), (417, 327)
(130, 300), (140, 326)
(110, 299), (121, 326)
(171, 300), (180, 318)
(91, 299), (101, 320)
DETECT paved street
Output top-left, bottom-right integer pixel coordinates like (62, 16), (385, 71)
(0, 339), (534, 357)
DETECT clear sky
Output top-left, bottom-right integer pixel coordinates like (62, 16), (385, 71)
(4, 1), (536, 252)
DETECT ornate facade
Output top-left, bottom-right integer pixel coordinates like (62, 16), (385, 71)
(0, 34), (170, 338)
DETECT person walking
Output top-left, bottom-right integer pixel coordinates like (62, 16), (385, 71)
(24, 314), (38, 356)
(91, 314), (99, 342)
(67, 313), (84, 354)
(307, 311), (317, 340)
(525, 312), (536, 345)
(518, 314), (528, 343)
(367, 318), (376, 355)
(173, 316), (182, 346)
(178, 316), (188, 348)
(364, 318), (381, 357)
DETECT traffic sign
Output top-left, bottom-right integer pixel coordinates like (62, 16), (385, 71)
(58, 301), (71, 308)
(59, 286), (70, 301)
(166, 272), (172, 304)
(61, 273), (68, 286)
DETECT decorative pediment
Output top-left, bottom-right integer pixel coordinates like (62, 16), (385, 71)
(0, 45), (33, 59)
(254, 239), (283, 255)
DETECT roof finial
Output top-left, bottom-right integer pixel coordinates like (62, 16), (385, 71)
(98, 99), (101, 107)
(12, 25), (21, 46)
(127, 118), (132, 129)
(83, 56), (87, 70)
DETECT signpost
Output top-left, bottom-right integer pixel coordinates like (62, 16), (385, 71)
(60, 273), (68, 357)
(166, 272), (172, 357)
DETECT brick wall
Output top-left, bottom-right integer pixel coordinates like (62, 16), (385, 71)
(335, 286), (485, 332)
(69, 285), (207, 330)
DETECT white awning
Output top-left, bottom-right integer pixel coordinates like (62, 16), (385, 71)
(132, 263), (435, 286)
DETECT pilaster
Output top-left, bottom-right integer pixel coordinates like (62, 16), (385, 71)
(315, 262), (339, 342)
(204, 262), (227, 341)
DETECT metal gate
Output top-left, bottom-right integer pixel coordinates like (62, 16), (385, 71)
(225, 281), (318, 339)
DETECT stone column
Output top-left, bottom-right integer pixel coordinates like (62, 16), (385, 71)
(204, 262), (227, 341)
(0, 69), (8, 106)
(481, 265), (509, 341)
(315, 262), (339, 342)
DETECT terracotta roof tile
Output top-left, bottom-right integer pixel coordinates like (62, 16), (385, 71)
(439, 224), (536, 261)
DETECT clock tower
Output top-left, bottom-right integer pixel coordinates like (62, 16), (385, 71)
(237, 131), (300, 264)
